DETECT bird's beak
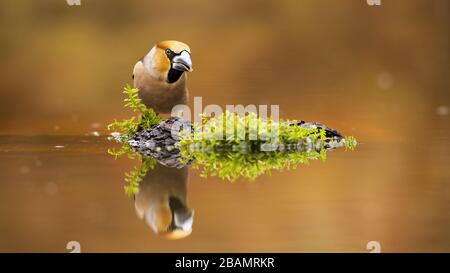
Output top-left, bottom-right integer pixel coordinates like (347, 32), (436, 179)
(174, 209), (194, 232)
(172, 51), (193, 72)
(164, 210), (193, 240)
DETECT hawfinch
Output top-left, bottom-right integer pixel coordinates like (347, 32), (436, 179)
(133, 40), (193, 114)
(134, 163), (194, 240)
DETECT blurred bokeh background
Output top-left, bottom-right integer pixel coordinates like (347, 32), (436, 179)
(0, 0), (448, 137)
(0, 0), (449, 252)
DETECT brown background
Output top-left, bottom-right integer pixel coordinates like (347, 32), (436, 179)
(0, 0), (449, 252)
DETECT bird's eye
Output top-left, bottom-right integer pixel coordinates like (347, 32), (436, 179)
(165, 49), (171, 55)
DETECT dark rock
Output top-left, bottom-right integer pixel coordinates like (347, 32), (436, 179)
(288, 120), (342, 140)
(129, 117), (193, 168)
(130, 117), (345, 167)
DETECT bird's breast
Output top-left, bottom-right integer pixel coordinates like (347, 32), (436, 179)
(133, 61), (188, 114)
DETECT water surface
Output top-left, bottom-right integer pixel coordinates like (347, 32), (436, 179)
(0, 134), (448, 252)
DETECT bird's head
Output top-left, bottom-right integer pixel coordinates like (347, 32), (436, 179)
(143, 196), (194, 240)
(144, 40), (193, 83)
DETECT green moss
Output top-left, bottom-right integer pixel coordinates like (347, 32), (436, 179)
(108, 85), (358, 194)
(343, 135), (358, 150)
(107, 85), (161, 138)
(177, 111), (354, 181)
(179, 111), (327, 146)
(123, 155), (157, 197)
(107, 85), (161, 158)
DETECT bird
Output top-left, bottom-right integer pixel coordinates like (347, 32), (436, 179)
(133, 40), (193, 114)
(134, 163), (194, 240)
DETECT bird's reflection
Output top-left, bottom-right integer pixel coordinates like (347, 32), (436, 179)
(134, 162), (194, 239)
(118, 116), (352, 240)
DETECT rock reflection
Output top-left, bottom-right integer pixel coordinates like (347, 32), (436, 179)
(134, 161), (193, 239)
